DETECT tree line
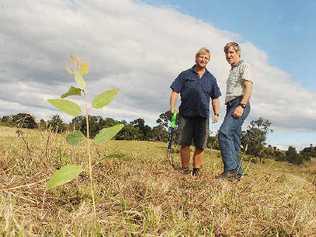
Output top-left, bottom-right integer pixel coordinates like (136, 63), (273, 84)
(207, 117), (314, 165)
(1, 112), (314, 165)
(0, 112), (170, 142)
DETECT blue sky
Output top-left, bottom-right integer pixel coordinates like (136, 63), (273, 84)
(144, 0), (316, 91)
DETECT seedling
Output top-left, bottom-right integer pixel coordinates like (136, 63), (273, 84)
(47, 56), (124, 217)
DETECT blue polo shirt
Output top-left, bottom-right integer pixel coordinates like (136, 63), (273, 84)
(170, 65), (221, 118)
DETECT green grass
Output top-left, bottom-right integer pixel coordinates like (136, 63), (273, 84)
(0, 126), (315, 236)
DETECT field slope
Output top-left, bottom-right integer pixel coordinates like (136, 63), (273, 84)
(0, 126), (315, 236)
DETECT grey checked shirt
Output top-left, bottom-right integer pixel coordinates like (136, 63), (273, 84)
(225, 60), (252, 104)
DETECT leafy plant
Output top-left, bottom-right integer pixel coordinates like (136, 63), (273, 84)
(47, 56), (123, 217)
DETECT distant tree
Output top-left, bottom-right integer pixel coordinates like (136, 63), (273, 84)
(156, 111), (181, 144)
(300, 144), (316, 159)
(12, 113), (38, 129)
(155, 112), (170, 142)
(143, 125), (154, 140)
(116, 123), (142, 140)
(299, 152), (311, 163)
(156, 112), (170, 130)
(151, 125), (168, 142)
(1, 115), (14, 126)
(101, 117), (118, 128)
(286, 146), (302, 165)
(88, 116), (105, 138)
(260, 145), (276, 160)
(241, 117), (273, 162)
(39, 119), (47, 129)
(274, 149), (286, 161)
(207, 135), (220, 150)
(131, 118), (148, 140)
(131, 118), (145, 129)
(47, 115), (65, 133)
(284, 146), (310, 165)
(1, 115), (12, 122)
(71, 115), (85, 131)
(71, 116), (121, 138)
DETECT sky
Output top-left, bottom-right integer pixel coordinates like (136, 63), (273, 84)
(0, 0), (315, 150)
(144, 0), (316, 91)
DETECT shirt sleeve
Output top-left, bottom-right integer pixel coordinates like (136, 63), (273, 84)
(170, 72), (184, 93)
(240, 63), (252, 83)
(210, 79), (221, 99)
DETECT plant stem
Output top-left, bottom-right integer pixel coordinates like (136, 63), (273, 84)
(0, 178), (47, 192)
(84, 92), (96, 219)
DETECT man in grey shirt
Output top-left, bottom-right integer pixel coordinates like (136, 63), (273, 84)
(217, 42), (253, 180)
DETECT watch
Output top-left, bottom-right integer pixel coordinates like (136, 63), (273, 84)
(239, 103), (247, 109)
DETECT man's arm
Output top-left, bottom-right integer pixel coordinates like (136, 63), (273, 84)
(232, 80), (253, 118)
(240, 80), (253, 105)
(212, 97), (220, 123)
(212, 97), (220, 114)
(170, 90), (179, 113)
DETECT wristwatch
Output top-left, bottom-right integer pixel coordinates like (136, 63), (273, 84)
(239, 103), (247, 109)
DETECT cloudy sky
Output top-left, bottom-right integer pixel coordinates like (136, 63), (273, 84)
(1, 0), (315, 149)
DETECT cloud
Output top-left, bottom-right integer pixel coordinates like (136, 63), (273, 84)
(0, 0), (315, 134)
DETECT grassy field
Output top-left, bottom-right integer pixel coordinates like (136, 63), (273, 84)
(0, 126), (315, 236)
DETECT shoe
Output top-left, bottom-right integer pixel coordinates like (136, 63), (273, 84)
(192, 168), (200, 176)
(181, 167), (191, 175)
(216, 170), (240, 181)
(235, 173), (243, 181)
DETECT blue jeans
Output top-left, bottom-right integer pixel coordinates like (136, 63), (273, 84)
(218, 97), (250, 175)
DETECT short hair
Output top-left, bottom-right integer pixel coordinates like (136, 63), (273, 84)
(195, 47), (211, 59)
(224, 42), (240, 54)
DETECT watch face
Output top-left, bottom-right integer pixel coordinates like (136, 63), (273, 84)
(240, 103), (246, 108)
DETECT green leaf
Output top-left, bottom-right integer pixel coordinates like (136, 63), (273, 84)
(61, 86), (82, 98)
(92, 88), (119, 109)
(47, 164), (82, 190)
(66, 130), (85, 145)
(74, 71), (86, 89)
(48, 99), (81, 117)
(94, 124), (124, 144)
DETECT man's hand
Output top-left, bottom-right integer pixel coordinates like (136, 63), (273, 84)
(232, 106), (244, 118)
(170, 91), (179, 115)
(170, 107), (176, 114)
(211, 98), (220, 123)
(212, 113), (220, 123)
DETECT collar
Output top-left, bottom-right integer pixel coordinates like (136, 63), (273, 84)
(231, 60), (243, 69)
(190, 65), (210, 75)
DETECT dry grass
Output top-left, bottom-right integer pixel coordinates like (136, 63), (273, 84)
(0, 126), (315, 236)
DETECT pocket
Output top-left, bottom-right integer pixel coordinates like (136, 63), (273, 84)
(202, 86), (211, 96)
(184, 78), (196, 89)
(201, 80), (212, 96)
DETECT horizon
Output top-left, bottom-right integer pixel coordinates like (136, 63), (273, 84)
(1, 111), (314, 152)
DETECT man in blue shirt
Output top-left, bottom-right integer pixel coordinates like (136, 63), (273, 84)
(170, 48), (221, 176)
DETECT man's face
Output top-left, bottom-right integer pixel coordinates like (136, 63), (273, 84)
(195, 53), (210, 68)
(225, 46), (240, 65)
